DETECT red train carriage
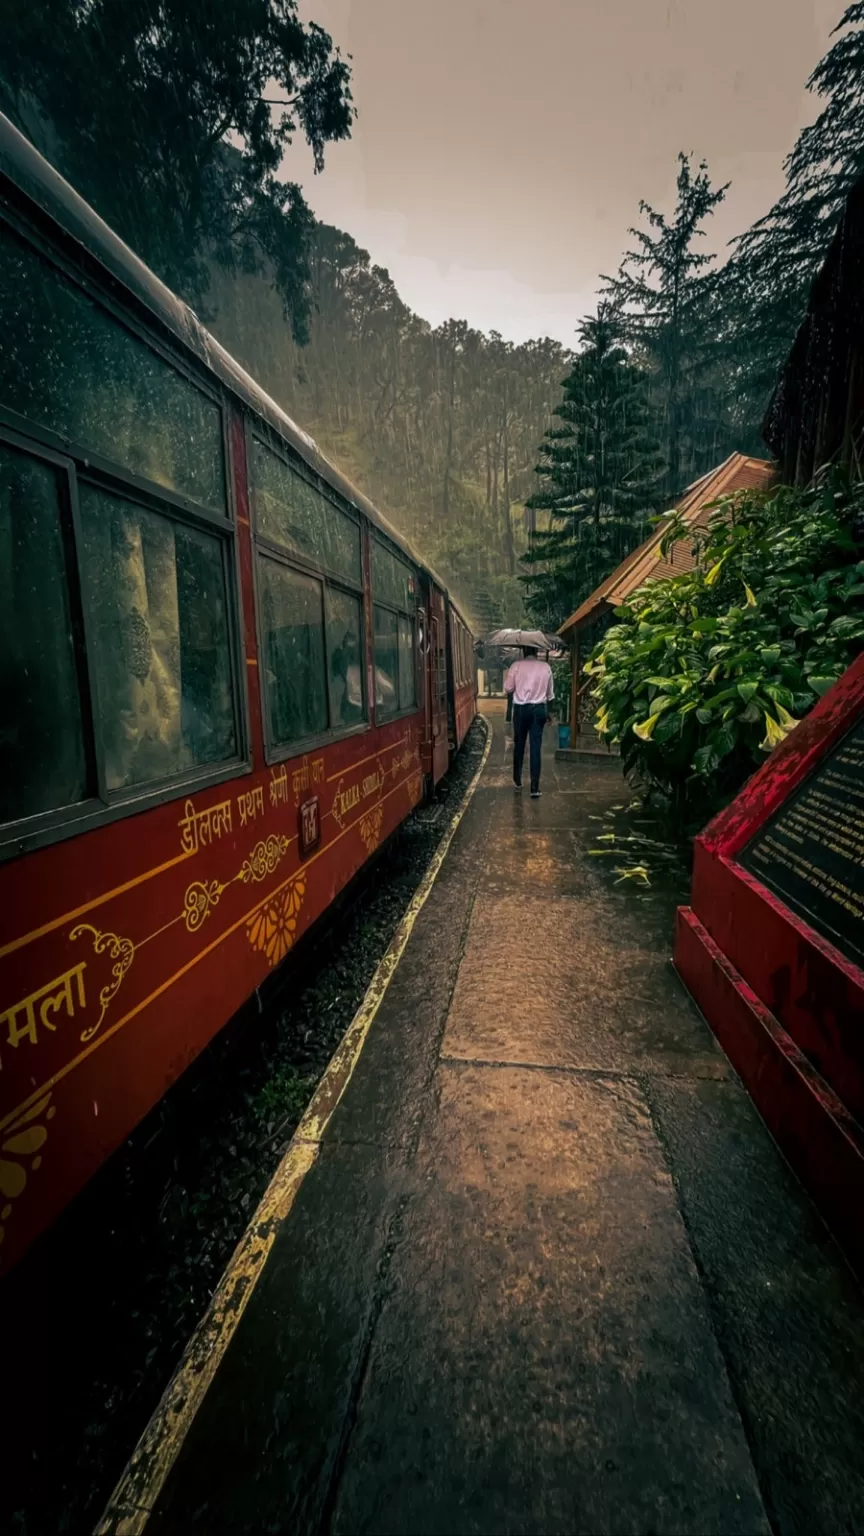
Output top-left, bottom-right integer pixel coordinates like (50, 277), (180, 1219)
(448, 601), (477, 752)
(0, 115), (476, 1274)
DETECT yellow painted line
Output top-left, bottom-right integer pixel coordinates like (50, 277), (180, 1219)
(94, 716), (489, 1536)
(1, 773), (416, 1136)
(0, 851), (194, 963)
(325, 735), (408, 783)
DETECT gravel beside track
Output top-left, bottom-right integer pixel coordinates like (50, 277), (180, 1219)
(3, 718), (488, 1536)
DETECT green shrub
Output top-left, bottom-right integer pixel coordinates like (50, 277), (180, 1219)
(549, 657), (571, 717)
(585, 472), (864, 818)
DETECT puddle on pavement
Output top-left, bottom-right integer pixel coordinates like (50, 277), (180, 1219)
(581, 800), (691, 903)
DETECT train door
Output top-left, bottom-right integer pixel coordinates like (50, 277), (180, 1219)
(445, 601), (457, 751)
(420, 582), (449, 786)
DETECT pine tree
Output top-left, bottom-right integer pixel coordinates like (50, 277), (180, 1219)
(521, 307), (662, 628)
(602, 154), (729, 497)
(0, 0), (354, 333)
(721, 3), (864, 432)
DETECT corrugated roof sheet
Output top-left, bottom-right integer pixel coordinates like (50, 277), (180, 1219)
(559, 452), (776, 636)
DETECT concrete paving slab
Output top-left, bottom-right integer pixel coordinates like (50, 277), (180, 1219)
(332, 1063), (768, 1536)
(645, 1074), (864, 1536)
(143, 703), (864, 1536)
(150, 1137), (408, 1535)
(442, 893), (726, 1077)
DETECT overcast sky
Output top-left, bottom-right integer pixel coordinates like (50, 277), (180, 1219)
(294, 0), (842, 346)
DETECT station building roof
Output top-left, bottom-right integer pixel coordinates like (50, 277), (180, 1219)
(558, 451), (776, 640)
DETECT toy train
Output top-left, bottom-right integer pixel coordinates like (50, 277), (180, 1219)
(0, 114), (476, 1273)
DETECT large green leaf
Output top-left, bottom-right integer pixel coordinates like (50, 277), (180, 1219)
(692, 745), (720, 775)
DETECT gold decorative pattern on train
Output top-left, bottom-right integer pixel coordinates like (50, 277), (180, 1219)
(182, 835), (291, 933)
(239, 834), (290, 885)
(358, 804), (385, 854)
(0, 1091), (56, 1254)
(183, 879), (227, 933)
(70, 925), (136, 1042)
(0, 772), (414, 1149)
(246, 878), (306, 968)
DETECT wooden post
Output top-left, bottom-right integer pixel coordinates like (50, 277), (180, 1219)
(569, 633), (580, 742)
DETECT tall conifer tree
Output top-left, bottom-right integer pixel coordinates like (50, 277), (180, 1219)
(603, 153), (728, 497)
(719, 3), (864, 433)
(522, 307), (661, 628)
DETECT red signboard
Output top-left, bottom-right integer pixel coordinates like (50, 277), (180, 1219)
(675, 654), (864, 1273)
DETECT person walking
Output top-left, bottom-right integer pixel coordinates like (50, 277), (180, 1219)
(504, 647), (554, 797)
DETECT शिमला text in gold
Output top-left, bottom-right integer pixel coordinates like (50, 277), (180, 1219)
(0, 963), (87, 1070)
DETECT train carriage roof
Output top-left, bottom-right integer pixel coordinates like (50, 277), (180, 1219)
(0, 112), (470, 629)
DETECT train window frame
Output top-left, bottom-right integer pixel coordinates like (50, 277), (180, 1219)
(0, 417), (249, 865)
(0, 427), (99, 834)
(0, 205), (232, 521)
(248, 425), (371, 764)
(370, 533), (419, 724)
(75, 471), (247, 801)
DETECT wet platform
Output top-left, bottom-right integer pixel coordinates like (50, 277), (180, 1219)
(133, 704), (864, 1535)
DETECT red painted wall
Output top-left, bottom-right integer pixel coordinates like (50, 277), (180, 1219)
(688, 653), (864, 1113)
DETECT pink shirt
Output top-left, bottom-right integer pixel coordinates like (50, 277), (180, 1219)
(504, 657), (554, 706)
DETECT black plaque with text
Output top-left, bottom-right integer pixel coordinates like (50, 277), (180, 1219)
(739, 716), (864, 965)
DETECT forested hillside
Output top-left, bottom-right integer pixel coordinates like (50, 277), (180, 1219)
(206, 231), (567, 630)
(524, 4), (864, 630)
(1, 0), (572, 628)
(7, 2), (864, 636)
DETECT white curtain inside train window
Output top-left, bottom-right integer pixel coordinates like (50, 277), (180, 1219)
(0, 441), (89, 823)
(79, 484), (237, 791)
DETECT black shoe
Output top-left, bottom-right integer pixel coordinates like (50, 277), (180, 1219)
(513, 778), (522, 790)
(530, 785), (540, 798)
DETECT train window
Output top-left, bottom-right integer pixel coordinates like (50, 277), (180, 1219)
(251, 440), (361, 585)
(398, 615), (416, 709)
(371, 535), (416, 719)
(371, 538), (413, 611)
(0, 222), (226, 512)
(258, 558), (329, 746)
(0, 441), (89, 823)
(328, 588), (366, 727)
(373, 606), (399, 716)
(79, 484), (237, 791)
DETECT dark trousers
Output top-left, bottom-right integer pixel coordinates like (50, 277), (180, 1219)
(513, 702), (547, 788)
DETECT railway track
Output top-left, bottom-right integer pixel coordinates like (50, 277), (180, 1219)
(2, 720), (487, 1536)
